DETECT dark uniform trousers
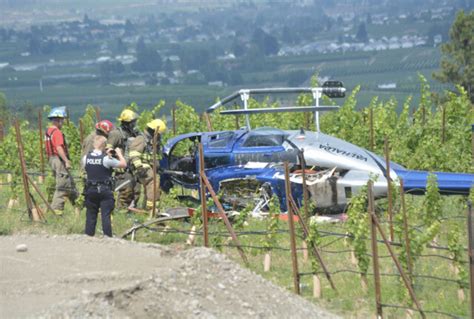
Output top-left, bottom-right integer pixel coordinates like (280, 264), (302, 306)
(84, 186), (114, 237)
(84, 152), (116, 237)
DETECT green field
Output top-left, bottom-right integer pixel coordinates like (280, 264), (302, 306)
(0, 46), (448, 120)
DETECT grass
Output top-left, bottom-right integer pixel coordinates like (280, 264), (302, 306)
(0, 175), (469, 318)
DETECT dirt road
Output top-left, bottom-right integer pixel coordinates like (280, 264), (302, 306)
(0, 235), (340, 318)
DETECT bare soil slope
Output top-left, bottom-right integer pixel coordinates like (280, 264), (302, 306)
(0, 235), (340, 318)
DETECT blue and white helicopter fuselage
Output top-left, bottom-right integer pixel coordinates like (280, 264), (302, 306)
(160, 85), (473, 213)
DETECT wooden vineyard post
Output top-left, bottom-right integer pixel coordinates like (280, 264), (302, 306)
(441, 105), (446, 144)
(288, 196), (337, 292)
(369, 107), (374, 151)
(151, 129), (159, 219)
(284, 162), (300, 295)
(235, 115), (240, 130)
(200, 171), (249, 266)
(298, 150), (310, 263)
(467, 201), (474, 318)
(26, 174), (53, 216)
(313, 274), (321, 299)
(0, 119), (4, 142)
(79, 119), (85, 147)
(6, 173), (17, 208)
(172, 106), (176, 135)
(400, 180), (413, 282)
(38, 109), (45, 183)
(15, 119), (34, 219)
(421, 102), (426, 126)
(65, 108), (70, 125)
(263, 251), (271, 272)
(186, 225), (197, 246)
(203, 113), (213, 131)
(301, 241), (308, 263)
(298, 150), (310, 223)
(14, 120), (41, 221)
(471, 124), (474, 164)
(198, 143), (209, 247)
(350, 249), (358, 266)
(371, 198), (426, 319)
(384, 136), (394, 242)
(95, 107), (101, 121)
(304, 112), (310, 130)
(368, 181), (383, 318)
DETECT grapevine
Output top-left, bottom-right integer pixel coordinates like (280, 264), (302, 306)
(345, 183), (370, 277)
(263, 194), (281, 252)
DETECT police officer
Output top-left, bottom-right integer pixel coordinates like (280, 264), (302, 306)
(129, 119), (166, 213)
(82, 135), (127, 237)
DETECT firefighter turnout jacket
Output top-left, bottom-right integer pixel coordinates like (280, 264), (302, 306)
(128, 133), (160, 210)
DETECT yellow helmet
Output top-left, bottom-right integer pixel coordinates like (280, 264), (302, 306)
(118, 109), (138, 122)
(147, 119), (167, 133)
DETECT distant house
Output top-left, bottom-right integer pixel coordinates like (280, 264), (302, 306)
(173, 70), (183, 77)
(208, 81), (225, 87)
(96, 56), (111, 63)
(401, 41), (414, 48)
(99, 19), (126, 26)
(169, 78), (180, 84)
(217, 53), (236, 61)
(111, 80), (146, 87)
(168, 55), (180, 62)
(378, 83), (397, 89)
(115, 55), (135, 64)
(388, 42), (400, 49)
(61, 36), (77, 43)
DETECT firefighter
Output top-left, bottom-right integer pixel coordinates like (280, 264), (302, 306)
(45, 106), (77, 214)
(129, 119), (166, 213)
(107, 109), (140, 208)
(83, 135), (127, 237)
(81, 120), (115, 157)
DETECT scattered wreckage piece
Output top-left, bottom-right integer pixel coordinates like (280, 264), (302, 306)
(121, 207), (191, 238)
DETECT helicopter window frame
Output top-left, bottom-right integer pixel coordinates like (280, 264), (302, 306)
(240, 128), (289, 148)
(208, 132), (235, 149)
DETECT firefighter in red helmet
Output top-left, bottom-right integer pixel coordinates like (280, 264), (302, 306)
(81, 120), (115, 157)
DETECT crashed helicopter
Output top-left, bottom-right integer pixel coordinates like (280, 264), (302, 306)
(159, 82), (474, 214)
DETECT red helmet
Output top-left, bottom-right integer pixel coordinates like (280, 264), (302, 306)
(95, 120), (114, 134)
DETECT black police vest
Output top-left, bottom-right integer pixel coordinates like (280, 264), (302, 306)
(85, 152), (113, 183)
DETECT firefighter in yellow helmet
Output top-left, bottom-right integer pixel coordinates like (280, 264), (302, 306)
(108, 109), (140, 208)
(128, 119), (166, 213)
(108, 109), (140, 151)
